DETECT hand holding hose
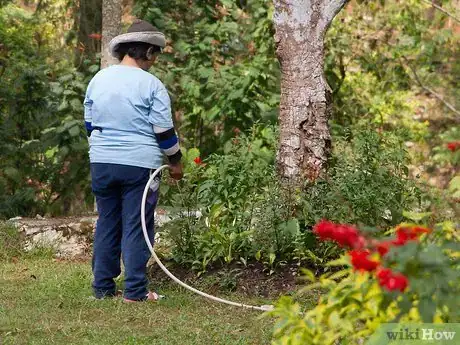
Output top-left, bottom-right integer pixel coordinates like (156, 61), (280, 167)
(169, 162), (184, 180)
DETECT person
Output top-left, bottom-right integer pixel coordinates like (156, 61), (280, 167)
(84, 20), (183, 302)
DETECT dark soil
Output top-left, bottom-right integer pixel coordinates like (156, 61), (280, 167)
(148, 259), (305, 298)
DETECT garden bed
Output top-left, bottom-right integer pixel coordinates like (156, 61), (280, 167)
(148, 260), (305, 298)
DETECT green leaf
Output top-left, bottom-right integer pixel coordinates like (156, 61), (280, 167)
(418, 244), (447, 266)
(63, 89), (77, 96)
(300, 268), (316, 283)
(3, 167), (21, 183)
(228, 88), (244, 101)
(70, 98), (82, 111)
(45, 146), (59, 159)
(41, 127), (56, 135)
(204, 106), (220, 120)
(88, 65), (99, 73)
(328, 311), (341, 328)
(326, 256), (349, 267)
(185, 148), (200, 162)
(402, 211), (432, 222)
(68, 125), (80, 137)
(284, 218), (300, 236)
(21, 139), (40, 149)
(59, 146), (70, 157)
(448, 176), (460, 192)
(57, 100), (69, 112)
(418, 298), (436, 322)
(50, 82), (64, 95)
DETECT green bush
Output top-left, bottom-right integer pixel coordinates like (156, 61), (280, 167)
(0, 3), (97, 219)
(160, 125), (279, 271)
(135, 0), (279, 155)
(302, 129), (421, 227)
(158, 126), (424, 273)
(270, 220), (460, 345)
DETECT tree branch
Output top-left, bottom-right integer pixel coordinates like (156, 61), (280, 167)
(0, 63), (5, 79)
(324, 0), (348, 24)
(402, 57), (460, 118)
(421, 0), (460, 24)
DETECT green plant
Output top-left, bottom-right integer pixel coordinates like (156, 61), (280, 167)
(0, 222), (23, 261)
(134, 0), (279, 155)
(0, 3), (98, 218)
(302, 129), (421, 227)
(270, 219), (460, 345)
(432, 127), (460, 166)
(217, 268), (243, 292)
(159, 125), (426, 273)
(160, 126), (278, 272)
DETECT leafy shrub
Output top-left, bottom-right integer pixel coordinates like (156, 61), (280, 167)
(0, 3), (98, 218)
(158, 126), (423, 273)
(135, 0), (279, 155)
(302, 129), (421, 227)
(270, 219), (460, 345)
(0, 64), (95, 218)
(160, 125), (279, 271)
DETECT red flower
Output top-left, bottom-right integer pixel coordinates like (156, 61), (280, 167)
(392, 227), (416, 246)
(376, 241), (392, 256)
(193, 157), (202, 165)
(313, 220), (366, 249)
(392, 225), (431, 246)
(377, 268), (392, 283)
(386, 274), (409, 292)
(446, 141), (460, 152)
(349, 249), (380, 272)
(411, 226), (431, 235)
(377, 268), (409, 292)
(88, 33), (102, 40)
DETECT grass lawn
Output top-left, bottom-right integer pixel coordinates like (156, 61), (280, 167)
(0, 255), (276, 345)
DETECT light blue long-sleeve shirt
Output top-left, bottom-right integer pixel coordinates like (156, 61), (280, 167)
(84, 64), (173, 169)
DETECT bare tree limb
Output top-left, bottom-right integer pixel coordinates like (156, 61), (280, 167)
(421, 0), (460, 24)
(402, 57), (460, 118)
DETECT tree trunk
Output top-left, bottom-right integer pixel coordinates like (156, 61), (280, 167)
(94, 0), (122, 212)
(75, 0), (102, 67)
(101, 0), (122, 68)
(273, 0), (347, 182)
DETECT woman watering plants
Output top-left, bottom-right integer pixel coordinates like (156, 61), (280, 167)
(84, 20), (183, 302)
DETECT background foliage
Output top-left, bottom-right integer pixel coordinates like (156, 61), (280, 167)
(1, 0), (458, 220)
(0, 0), (458, 343)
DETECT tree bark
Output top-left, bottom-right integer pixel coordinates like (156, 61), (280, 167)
(101, 0), (122, 68)
(75, 0), (102, 67)
(273, 0), (347, 182)
(94, 0), (122, 212)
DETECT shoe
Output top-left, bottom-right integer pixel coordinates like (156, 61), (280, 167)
(123, 291), (164, 303)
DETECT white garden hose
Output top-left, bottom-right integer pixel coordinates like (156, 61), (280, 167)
(141, 165), (274, 312)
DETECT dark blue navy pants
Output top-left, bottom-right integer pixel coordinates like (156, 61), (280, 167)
(90, 163), (157, 300)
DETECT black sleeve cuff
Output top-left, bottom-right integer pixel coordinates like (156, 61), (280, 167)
(167, 150), (182, 165)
